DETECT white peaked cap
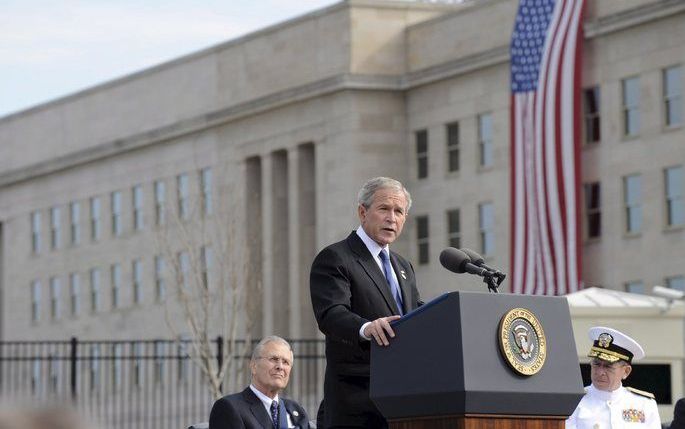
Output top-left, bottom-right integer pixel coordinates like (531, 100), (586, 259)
(587, 326), (645, 363)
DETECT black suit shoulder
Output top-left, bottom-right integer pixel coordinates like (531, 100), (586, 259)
(209, 388), (310, 429)
(209, 392), (249, 429)
(672, 398), (685, 429)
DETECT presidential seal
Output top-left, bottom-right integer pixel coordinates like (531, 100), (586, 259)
(498, 308), (546, 376)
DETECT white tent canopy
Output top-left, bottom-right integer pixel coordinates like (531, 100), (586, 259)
(565, 287), (685, 422)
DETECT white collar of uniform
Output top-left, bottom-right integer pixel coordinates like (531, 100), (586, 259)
(249, 384), (280, 410)
(356, 226), (389, 259)
(588, 383), (625, 402)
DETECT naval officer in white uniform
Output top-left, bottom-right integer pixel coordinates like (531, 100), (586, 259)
(566, 326), (660, 429)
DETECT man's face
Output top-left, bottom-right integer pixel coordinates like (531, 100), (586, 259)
(358, 188), (408, 246)
(250, 341), (293, 397)
(590, 358), (631, 392)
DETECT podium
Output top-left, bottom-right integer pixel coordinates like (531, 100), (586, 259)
(370, 291), (584, 429)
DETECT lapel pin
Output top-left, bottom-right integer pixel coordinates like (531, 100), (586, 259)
(400, 270), (406, 280)
(293, 410), (299, 417)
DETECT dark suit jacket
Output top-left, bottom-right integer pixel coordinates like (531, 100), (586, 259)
(672, 398), (685, 429)
(310, 231), (421, 427)
(209, 387), (310, 429)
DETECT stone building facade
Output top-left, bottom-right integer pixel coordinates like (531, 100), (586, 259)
(0, 0), (684, 346)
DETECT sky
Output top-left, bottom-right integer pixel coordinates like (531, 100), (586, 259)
(0, 0), (340, 118)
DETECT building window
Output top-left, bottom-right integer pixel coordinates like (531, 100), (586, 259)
(31, 280), (41, 322)
(623, 174), (642, 234)
(622, 77), (640, 136)
(31, 211), (41, 254)
(49, 277), (60, 320)
(666, 275), (685, 291)
(479, 202), (495, 256)
(70, 202), (80, 245)
(155, 255), (165, 302)
(154, 181), (165, 226)
(50, 207), (60, 250)
(478, 113), (494, 167)
(132, 185), (144, 231)
(31, 359), (41, 393)
(665, 166), (684, 227)
(49, 354), (59, 392)
(112, 344), (122, 389)
(177, 340), (189, 383)
(69, 273), (80, 317)
(664, 65), (682, 127)
(179, 251), (190, 289)
(446, 122), (460, 173)
(90, 345), (101, 391)
(111, 263), (121, 309)
(90, 197), (101, 241)
(583, 86), (601, 144)
(200, 246), (212, 288)
(584, 182), (601, 239)
(133, 343), (143, 388)
(416, 216), (429, 265)
(90, 268), (101, 313)
(111, 191), (122, 236)
(416, 129), (428, 179)
(177, 173), (189, 220)
(201, 168), (213, 216)
(446, 209), (461, 249)
(132, 259), (142, 304)
(154, 341), (165, 384)
(625, 280), (644, 294)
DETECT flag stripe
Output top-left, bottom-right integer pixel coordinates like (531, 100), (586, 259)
(510, 0), (584, 295)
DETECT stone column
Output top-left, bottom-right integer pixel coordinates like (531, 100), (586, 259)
(271, 150), (290, 337)
(287, 147), (301, 339)
(298, 143), (318, 337)
(260, 154), (274, 336)
(245, 157), (263, 338)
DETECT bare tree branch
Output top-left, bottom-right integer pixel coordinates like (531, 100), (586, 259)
(154, 163), (259, 399)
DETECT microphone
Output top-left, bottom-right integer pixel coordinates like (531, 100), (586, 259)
(439, 248), (491, 277)
(460, 248), (504, 276)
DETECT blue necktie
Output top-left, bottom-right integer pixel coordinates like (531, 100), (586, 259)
(379, 249), (404, 315)
(270, 400), (279, 428)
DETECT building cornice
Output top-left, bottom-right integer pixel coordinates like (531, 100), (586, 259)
(584, 0), (685, 38)
(403, 45), (510, 88)
(0, 46), (510, 188)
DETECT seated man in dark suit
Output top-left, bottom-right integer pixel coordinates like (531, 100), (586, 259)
(209, 336), (311, 429)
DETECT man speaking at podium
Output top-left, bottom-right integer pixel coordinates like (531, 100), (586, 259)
(310, 177), (422, 428)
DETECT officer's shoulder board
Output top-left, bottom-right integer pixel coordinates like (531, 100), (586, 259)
(626, 386), (656, 399)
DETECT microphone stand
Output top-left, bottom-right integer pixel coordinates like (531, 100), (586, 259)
(483, 271), (506, 293)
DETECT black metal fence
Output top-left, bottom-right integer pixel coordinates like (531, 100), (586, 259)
(0, 338), (325, 429)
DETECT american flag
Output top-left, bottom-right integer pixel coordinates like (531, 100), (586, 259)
(509, 0), (585, 295)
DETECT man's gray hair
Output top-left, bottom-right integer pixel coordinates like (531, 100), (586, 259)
(357, 177), (412, 212)
(250, 335), (293, 362)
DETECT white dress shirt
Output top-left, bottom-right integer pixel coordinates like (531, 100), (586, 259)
(249, 384), (294, 428)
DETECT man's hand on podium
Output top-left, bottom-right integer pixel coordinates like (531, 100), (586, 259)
(364, 315), (401, 346)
